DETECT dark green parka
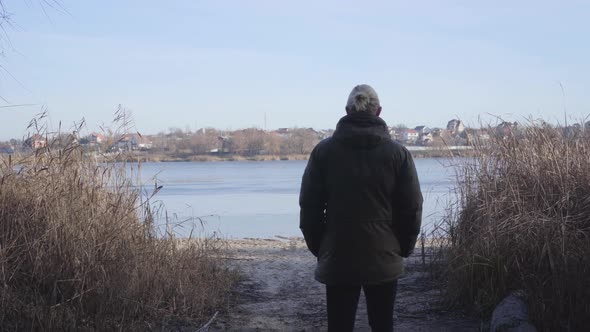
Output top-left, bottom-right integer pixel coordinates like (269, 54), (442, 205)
(299, 112), (423, 285)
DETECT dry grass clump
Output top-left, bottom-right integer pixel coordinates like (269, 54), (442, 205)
(435, 121), (590, 331)
(0, 134), (235, 331)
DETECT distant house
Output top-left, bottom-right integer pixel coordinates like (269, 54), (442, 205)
(420, 132), (434, 145)
(477, 129), (490, 140)
(402, 130), (419, 143)
(115, 133), (153, 151)
(24, 134), (47, 149)
(274, 128), (291, 137)
(414, 126), (431, 135)
(413, 126), (432, 145)
(115, 134), (132, 151)
(496, 122), (518, 137)
(136, 135), (153, 150)
(89, 132), (106, 144)
(389, 128), (405, 142)
(446, 119), (465, 136)
(318, 129), (334, 139)
(389, 127), (397, 137)
(430, 128), (443, 137)
(216, 135), (231, 153)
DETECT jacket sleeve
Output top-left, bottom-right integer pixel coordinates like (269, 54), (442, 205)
(393, 149), (423, 258)
(299, 146), (326, 257)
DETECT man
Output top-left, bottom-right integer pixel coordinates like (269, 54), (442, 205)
(299, 84), (423, 332)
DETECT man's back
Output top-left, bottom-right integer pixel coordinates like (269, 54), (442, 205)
(300, 112), (423, 285)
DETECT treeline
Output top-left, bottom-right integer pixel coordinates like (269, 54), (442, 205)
(150, 127), (326, 156)
(0, 127), (329, 157)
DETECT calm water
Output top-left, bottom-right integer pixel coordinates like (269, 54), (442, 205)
(133, 159), (456, 239)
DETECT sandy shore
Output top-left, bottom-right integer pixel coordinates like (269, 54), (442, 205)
(211, 237), (479, 332)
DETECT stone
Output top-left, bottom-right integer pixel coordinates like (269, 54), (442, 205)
(490, 292), (537, 332)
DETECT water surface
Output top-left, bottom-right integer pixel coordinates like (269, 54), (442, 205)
(134, 159), (456, 238)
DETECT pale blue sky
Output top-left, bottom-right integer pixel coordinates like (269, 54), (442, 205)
(1, 0), (589, 139)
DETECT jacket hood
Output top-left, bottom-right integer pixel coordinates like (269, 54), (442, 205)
(332, 113), (391, 148)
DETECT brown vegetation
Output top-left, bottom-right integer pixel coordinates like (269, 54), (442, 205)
(148, 127), (324, 158)
(0, 133), (235, 330)
(433, 121), (590, 331)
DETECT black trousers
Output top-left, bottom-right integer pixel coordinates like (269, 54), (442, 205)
(326, 280), (398, 332)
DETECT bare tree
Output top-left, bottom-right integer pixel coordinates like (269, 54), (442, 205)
(188, 128), (219, 155)
(265, 132), (282, 155)
(281, 128), (318, 155)
(231, 128), (266, 156)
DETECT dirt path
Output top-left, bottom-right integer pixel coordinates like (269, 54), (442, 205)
(212, 238), (480, 332)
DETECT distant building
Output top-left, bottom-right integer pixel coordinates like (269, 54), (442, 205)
(387, 127), (394, 137)
(217, 135), (231, 153)
(24, 134), (47, 149)
(446, 119), (465, 136)
(496, 122), (518, 137)
(414, 126), (431, 135)
(430, 128), (442, 137)
(402, 130), (419, 143)
(136, 135), (153, 150)
(115, 135), (132, 151)
(420, 132), (433, 145)
(477, 129), (490, 140)
(412, 126), (432, 145)
(274, 128), (291, 137)
(88, 132), (106, 144)
(317, 129), (334, 139)
(115, 133), (153, 151)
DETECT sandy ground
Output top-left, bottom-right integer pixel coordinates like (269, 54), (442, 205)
(210, 237), (480, 332)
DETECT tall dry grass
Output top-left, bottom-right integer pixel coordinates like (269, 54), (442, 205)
(0, 132), (235, 330)
(433, 121), (590, 331)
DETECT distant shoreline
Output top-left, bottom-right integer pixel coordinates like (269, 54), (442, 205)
(113, 153), (310, 163)
(1, 148), (473, 163)
(110, 148), (473, 163)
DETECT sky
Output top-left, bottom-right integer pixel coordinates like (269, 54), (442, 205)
(1, 0), (590, 140)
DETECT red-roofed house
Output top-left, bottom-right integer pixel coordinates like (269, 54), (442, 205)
(402, 130), (419, 143)
(89, 132), (106, 144)
(24, 134), (47, 149)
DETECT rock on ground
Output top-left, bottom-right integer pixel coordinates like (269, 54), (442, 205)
(490, 293), (537, 332)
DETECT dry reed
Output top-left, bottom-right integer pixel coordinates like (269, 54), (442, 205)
(432, 121), (590, 331)
(0, 131), (235, 330)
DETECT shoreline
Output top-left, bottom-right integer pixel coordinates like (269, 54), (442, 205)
(2, 147), (474, 163)
(98, 149), (473, 163)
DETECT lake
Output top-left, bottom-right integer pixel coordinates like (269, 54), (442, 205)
(133, 158), (457, 239)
